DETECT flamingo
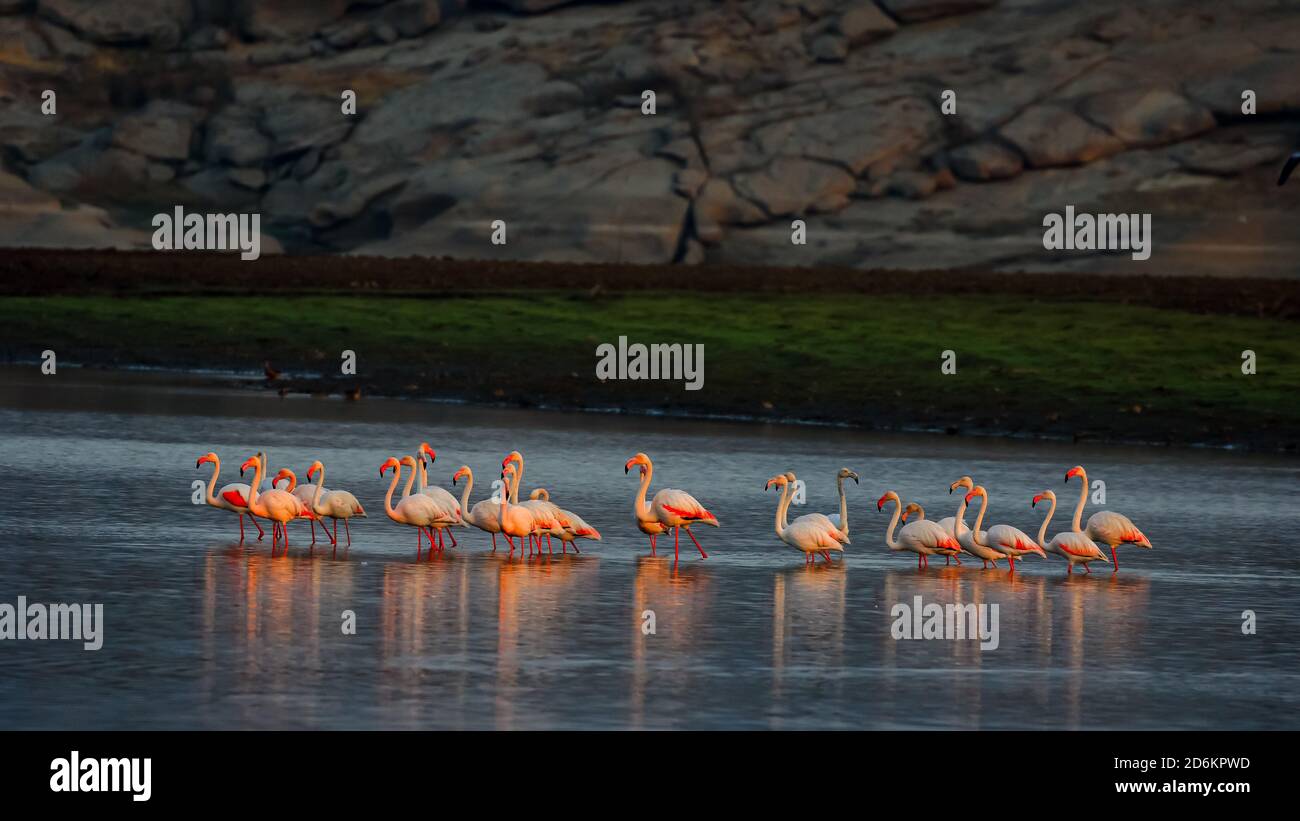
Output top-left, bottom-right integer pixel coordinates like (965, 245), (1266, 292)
(413, 446), (462, 551)
(630, 463), (668, 554)
(767, 474), (847, 566)
(496, 462), (538, 555)
(784, 468), (858, 536)
(901, 502), (961, 565)
(380, 455), (447, 558)
(452, 465), (507, 552)
(1032, 489), (1110, 574)
(1064, 465), (1151, 572)
(272, 469), (321, 530)
(300, 461), (367, 547)
(500, 451), (570, 555)
(528, 489), (591, 554)
(940, 477), (1001, 568)
(877, 491), (961, 569)
(963, 486), (1046, 571)
(239, 454), (301, 549)
(195, 452), (266, 541)
(625, 452), (718, 565)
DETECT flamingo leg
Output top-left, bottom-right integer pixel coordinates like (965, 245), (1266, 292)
(1067, 563), (1073, 575)
(1110, 545), (1119, 573)
(310, 519), (317, 545)
(571, 542), (580, 554)
(685, 527), (708, 559)
(344, 519), (351, 546)
(953, 554), (962, 566)
(491, 533), (498, 554)
(649, 534), (657, 556)
(546, 533), (553, 555)
(255, 517), (265, 540)
(945, 555), (951, 566)
(448, 529), (458, 548)
(1008, 556), (1016, 572)
(1084, 563), (1092, 574)
(238, 513), (245, 542)
(673, 527), (680, 563)
(283, 522), (289, 547)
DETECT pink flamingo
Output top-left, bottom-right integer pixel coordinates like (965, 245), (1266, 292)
(530, 489), (598, 554)
(963, 486), (1046, 571)
(1065, 466), (1152, 572)
(901, 502), (961, 565)
(625, 452), (718, 565)
(767, 474), (847, 566)
(877, 491), (961, 569)
(195, 451), (266, 541)
(1032, 489), (1110, 573)
(501, 451), (570, 555)
(497, 462), (537, 556)
(300, 460), (367, 547)
(452, 465), (506, 552)
(416, 443), (463, 550)
(239, 455), (301, 550)
(380, 455), (446, 559)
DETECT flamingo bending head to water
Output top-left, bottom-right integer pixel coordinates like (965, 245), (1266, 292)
(195, 452), (266, 541)
(1065, 466), (1151, 572)
(625, 452), (717, 566)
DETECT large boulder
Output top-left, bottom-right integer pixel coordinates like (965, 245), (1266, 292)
(1000, 104), (1125, 168)
(111, 101), (202, 161)
(1079, 89), (1215, 148)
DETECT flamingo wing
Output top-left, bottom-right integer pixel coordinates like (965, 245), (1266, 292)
(1052, 532), (1106, 559)
(654, 488), (717, 524)
(1087, 511), (1150, 547)
(219, 483), (251, 508)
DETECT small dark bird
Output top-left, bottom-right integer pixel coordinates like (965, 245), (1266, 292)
(1279, 151), (1300, 186)
(345, 386), (361, 401)
(264, 360), (280, 381)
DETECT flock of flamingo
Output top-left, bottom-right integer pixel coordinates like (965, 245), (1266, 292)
(195, 448), (1152, 573)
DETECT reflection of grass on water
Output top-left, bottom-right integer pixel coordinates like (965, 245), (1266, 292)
(3, 293), (1297, 448)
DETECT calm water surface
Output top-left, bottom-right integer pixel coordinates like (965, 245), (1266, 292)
(1, 369), (1297, 729)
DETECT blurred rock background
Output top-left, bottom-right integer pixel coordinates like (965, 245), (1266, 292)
(0, 0), (1297, 275)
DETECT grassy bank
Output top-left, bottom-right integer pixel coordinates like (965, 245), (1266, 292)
(3, 292), (1297, 450)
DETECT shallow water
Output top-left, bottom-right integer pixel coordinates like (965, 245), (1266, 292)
(0, 368), (1297, 730)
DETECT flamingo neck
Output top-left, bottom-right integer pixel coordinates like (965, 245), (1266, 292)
(884, 498), (902, 550)
(498, 476), (512, 530)
(402, 463), (416, 498)
(417, 456), (427, 491)
(1071, 469), (1088, 532)
(458, 471), (474, 522)
(383, 465), (402, 521)
(633, 464), (654, 522)
(509, 456), (523, 503)
(311, 465), (326, 513)
(204, 457), (221, 506)
(837, 476), (849, 535)
(774, 482), (791, 538)
(953, 491), (969, 531)
(1036, 495), (1056, 549)
(247, 459), (267, 516)
(970, 494), (989, 547)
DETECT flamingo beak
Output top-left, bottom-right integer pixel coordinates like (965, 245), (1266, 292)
(1032, 494), (1041, 507)
(964, 490), (977, 503)
(850, 474), (859, 484)
(195, 458), (202, 468)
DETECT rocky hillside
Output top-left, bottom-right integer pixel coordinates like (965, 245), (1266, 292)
(1, 0), (1298, 276)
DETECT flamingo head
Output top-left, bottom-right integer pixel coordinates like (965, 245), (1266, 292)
(240, 455), (260, 476)
(530, 488), (549, 501)
(379, 457), (400, 477)
(502, 463), (517, 481)
(196, 452), (217, 468)
(877, 491), (899, 512)
(838, 468), (859, 484)
(1032, 489), (1055, 508)
(1065, 465), (1085, 483)
(583, 527), (602, 541)
(400, 455), (419, 472)
(949, 475), (973, 494)
(901, 502), (923, 523)
(452, 466), (470, 485)
(964, 486), (987, 505)
(502, 450), (523, 469)
(624, 452), (650, 474)
(306, 460), (324, 481)
(274, 468), (296, 491)
(420, 442), (436, 463)
(764, 474), (788, 491)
